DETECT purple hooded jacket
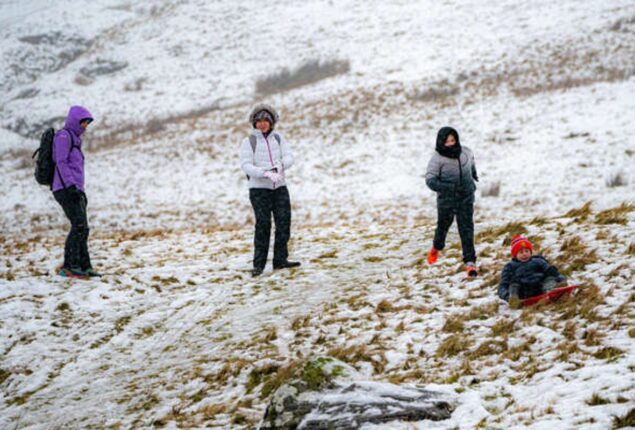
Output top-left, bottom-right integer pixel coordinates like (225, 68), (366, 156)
(52, 105), (93, 192)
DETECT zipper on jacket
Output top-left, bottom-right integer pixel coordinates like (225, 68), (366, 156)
(263, 135), (277, 188)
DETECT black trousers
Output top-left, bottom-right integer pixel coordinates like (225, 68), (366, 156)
(433, 196), (476, 263)
(249, 186), (291, 269)
(54, 188), (92, 270)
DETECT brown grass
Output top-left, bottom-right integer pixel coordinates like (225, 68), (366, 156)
(595, 203), (635, 225)
(593, 347), (625, 362)
(586, 393), (611, 406)
(564, 201), (592, 220)
(442, 314), (467, 333)
(554, 236), (598, 277)
(582, 328), (604, 346)
(468, 340), (507, 359)
(327, 344), (386, 374)
(612, 407), (635, 429)
(490, 319), (515, 337)
(476, 222), (528, 246)
(436, 334), (472, 358)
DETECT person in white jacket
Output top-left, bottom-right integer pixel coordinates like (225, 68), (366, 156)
(240, 104), (300, 276)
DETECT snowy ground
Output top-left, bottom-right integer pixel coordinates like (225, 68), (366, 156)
(1, 1), (634, 429)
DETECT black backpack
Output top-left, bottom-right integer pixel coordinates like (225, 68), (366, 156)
(32, 128), (78, 188)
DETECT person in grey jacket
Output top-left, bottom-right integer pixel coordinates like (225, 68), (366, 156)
(240, 104), (300, 276)
(425, 126), (478, 278)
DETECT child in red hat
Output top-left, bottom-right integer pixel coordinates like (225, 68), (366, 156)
(498, 235), (566, 305)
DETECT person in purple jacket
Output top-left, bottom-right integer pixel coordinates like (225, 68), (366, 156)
(52, 105), (100, 278)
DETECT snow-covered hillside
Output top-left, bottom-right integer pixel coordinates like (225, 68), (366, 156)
(1, 1), (634, 429)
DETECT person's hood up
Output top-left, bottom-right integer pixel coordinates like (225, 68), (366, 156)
(64, 105), (93, 136)
(249, 103), (279, 130)
(435, 126), (461, 159)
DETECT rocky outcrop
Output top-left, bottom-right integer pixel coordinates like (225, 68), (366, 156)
(259, 357), (455, 430)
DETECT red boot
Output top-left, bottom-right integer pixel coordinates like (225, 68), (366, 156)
(466, 263), (478, 278)
(427, 247), (439, 265)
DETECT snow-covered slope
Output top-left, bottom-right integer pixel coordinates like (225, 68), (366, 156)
(0, 1), (634, 429)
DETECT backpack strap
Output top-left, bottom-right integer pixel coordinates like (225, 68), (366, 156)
(246, 135), (258, 180)
(245, 133), (282, 180)
(249, 135), (257, 153)
(63, 129), (83, 160)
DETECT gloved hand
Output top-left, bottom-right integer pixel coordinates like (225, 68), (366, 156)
(263, 171), (282, 183)
(542, 277), (558, 292)
(509, 283), (520, 299)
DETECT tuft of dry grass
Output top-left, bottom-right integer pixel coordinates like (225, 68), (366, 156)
(260, 361), (299, 399)
(502, 336), (537, 362)
(555, 340), (581, 362)
(554, 236), (598, 277)
(586, 393), (611, 406)
(467, 302), (499, 320)
(291, 315), (311, 331)
(582, 328), (604, 346)
(558, 284), (605, 322)
(490, 319), (515, 337)
(593, 347), (625, 362)
(375, 299), (395, 313)
(468, 340), (508, 359)
(476, 222), (528, 246)
(327, 344), (386, 374)
(442, 314), (467, 333)
(564, 201), (593, 220)
(612, 407), (635, 429)
(595, 203), (635, 225)
(436, 334), (472, 358)
(245, 363), (280, 394)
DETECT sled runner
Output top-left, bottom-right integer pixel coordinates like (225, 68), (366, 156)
(520, 285), (578, 307)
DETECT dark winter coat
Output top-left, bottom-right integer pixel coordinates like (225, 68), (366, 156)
(425, 127), (478, 203)
(498, 256), (565, 301)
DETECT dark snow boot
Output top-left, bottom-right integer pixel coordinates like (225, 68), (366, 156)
(59, 267), (89, 279)
(85, 269), (102, 277)
(252, 267), (264, 277)
(273, 261), (301, 270)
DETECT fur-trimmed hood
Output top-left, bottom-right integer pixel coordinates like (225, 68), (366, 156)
(249, 104), (279, 130)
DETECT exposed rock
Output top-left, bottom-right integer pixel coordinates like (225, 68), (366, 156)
(259, 357), (455, 430)
(5, 116), (66, 139)
(79, 59), (128, 79)
(2, 32), (92, 92)
(12, 88), (40, 100)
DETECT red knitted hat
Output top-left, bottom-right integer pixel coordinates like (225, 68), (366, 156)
(511, 235), (533, 258)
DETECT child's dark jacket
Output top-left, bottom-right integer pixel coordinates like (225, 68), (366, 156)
(498, 256), (565, 301)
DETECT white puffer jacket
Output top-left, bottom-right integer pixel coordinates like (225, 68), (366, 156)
(239, 129), (294, 189)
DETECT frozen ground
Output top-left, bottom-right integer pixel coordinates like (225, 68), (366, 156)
(0, 1), (634, 429)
